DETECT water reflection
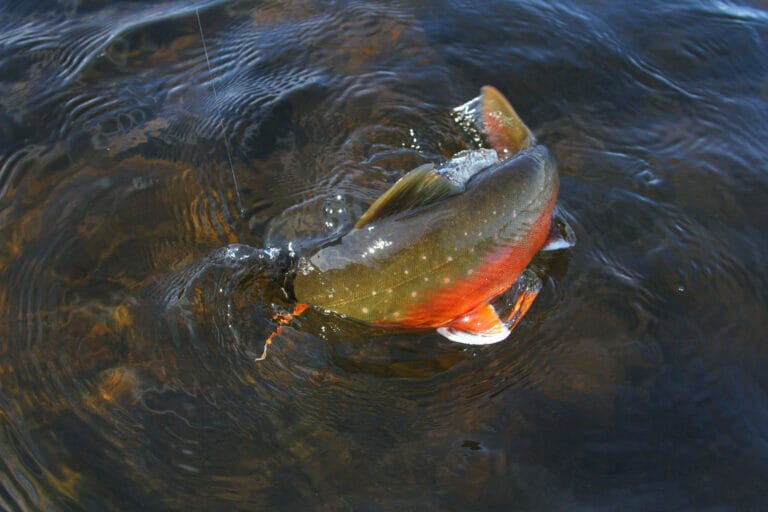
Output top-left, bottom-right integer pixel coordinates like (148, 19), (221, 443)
(1, 0), (767, 510)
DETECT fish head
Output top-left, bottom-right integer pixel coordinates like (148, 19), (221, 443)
(465, 144), (558, 217)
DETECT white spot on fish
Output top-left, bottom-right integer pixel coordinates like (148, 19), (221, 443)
(411, 291), (418, 298)
(443, 277), (451, 284)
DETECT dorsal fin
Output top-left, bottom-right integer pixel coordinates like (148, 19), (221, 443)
(480, 85), (536, 159)
(354, 164), (462, 229)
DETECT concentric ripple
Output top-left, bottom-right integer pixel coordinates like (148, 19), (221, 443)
(1, 0), (767, 509)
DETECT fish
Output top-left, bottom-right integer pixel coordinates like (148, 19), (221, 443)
(267, 86), (563, 352)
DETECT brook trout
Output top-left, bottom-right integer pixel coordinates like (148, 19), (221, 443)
(284, 86), (561, 346)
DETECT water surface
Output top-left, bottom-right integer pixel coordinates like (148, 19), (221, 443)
(1, 0), (767, 510)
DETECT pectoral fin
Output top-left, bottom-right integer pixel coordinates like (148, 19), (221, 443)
(541, 218), (576, 251)
(437, 303), (510, 345)
(480, 85), (535, 159)
(355, 164), (463, 229)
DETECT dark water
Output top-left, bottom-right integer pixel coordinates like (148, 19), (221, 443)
(1, 0), (767, 510)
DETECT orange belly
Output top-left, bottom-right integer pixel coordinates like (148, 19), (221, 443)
(378, 194), (555, 329)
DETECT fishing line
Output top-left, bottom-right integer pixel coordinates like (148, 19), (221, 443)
(197, 8), (277, 361)
(196, 8), (245, 216)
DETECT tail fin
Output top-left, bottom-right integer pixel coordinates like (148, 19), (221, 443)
(479, 85), (536, 159)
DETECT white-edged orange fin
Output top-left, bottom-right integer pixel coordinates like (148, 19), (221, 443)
(502, 280), (540, 332)
(437, 303), (510, 345)
(258, 303), (309, 361)
(541, 218), (576, 251)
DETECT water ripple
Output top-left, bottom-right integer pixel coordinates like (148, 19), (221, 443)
(0, 0), (767, 509)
